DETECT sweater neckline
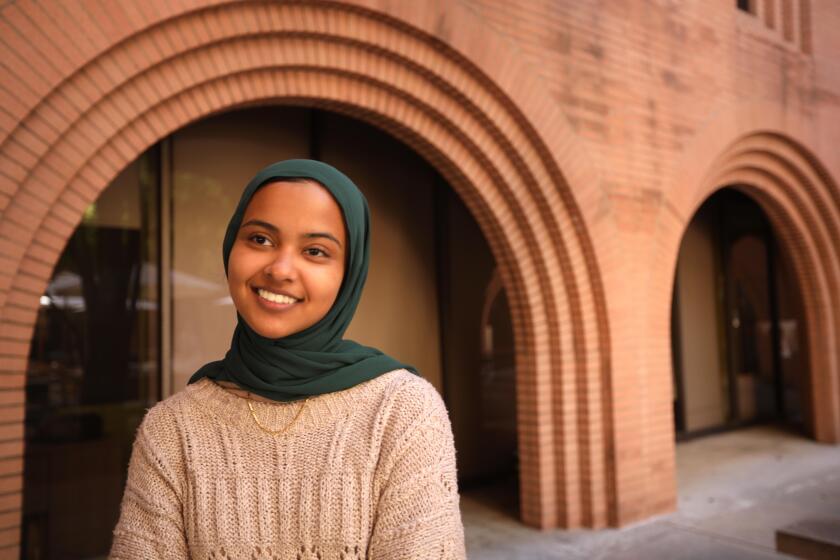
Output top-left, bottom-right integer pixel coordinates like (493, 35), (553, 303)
(182, 371), (404, 436)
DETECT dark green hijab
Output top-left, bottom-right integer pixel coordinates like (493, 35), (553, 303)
(188, 159), (417, 401)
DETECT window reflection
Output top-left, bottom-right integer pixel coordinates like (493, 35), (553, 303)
(23, 149), (160, 560)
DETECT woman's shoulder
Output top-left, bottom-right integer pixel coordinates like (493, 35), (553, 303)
(368, 368), (451, 431)
(364, 370), (455, 479)
(374, 368), (445, 406)
(136, 378), (215, 435)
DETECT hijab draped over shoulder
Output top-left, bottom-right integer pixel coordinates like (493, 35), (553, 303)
(188, 159), (417, 401)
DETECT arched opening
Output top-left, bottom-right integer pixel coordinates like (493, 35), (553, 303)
(671, 187), (810, 439)
(658, 130), (840, 546)
(1, 2), (612, 537)
(22, 106), (520, 558)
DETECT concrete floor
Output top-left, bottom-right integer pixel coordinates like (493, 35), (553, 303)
(462, 425), (840, 559)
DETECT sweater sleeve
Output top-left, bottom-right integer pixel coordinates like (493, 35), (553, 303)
(109, 405), (189, 559)
(367, 380), (467, 559)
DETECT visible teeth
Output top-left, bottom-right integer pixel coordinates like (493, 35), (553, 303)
(257, 289), (298, 304)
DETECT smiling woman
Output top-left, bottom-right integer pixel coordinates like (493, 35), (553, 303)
(228, 180), (347, 339)
(109, 160), (467, 559)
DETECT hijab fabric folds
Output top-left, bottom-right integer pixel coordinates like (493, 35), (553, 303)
(188, 159), (416, 401)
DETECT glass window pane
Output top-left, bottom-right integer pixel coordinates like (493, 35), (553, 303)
(23, 148), (160, 560)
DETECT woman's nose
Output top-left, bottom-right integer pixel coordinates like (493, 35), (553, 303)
(264, 250), (297, 280)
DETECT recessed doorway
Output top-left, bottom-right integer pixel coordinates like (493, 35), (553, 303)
(671, 188), (810, 439)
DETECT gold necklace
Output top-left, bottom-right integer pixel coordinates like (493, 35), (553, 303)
(247, 398), (308, 436)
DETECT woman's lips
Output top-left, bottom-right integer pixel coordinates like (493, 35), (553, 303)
(253, 287), (301, 311)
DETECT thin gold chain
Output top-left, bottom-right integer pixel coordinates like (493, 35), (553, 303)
(247, 398), (308, 436)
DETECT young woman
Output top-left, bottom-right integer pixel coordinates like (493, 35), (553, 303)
(109, 160), (466, 559)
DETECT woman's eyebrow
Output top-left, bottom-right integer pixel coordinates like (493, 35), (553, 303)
(240, 219), (278, 233)
(303, 232), (342, 248)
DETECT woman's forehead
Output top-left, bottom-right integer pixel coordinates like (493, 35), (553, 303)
(242, 180), (346, 233)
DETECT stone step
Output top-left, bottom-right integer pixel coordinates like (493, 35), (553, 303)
(776, 519), (840, 560)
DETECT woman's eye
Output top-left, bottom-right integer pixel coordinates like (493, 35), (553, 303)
(304, 247), (328, 258)
(249, 234), (271, 246)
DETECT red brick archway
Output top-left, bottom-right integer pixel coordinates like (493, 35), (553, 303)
(0, 1), (615, 550)
(662, 126), (840, 444)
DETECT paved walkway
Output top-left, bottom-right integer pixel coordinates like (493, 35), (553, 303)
(462, 426), (840, 559)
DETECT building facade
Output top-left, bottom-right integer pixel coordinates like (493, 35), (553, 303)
(0, 0), (839, 557)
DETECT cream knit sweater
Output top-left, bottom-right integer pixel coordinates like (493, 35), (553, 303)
(109, 369), (466, 559)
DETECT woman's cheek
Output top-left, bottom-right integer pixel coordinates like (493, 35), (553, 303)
(326, 266), (345, 303)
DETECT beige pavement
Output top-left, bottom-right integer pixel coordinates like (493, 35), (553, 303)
(463, 426), (840, 559)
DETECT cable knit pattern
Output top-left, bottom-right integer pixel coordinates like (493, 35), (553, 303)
(109, 369), (465, 559)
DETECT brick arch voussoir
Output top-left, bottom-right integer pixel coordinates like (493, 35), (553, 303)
(759, 132), (840, 202)
(5, 52), (581, 354)
(665, 132), (840, 295)
(32, 64), (571, 358)
(2, 16), (566, 227)
(713, 159), (840, 303)
(723, 140), (840, 240)
(715, 166), (837, 319)
(714, 163), (839, 331)
(724, 165), (839, 335)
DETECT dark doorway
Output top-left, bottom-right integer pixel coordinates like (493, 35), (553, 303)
(436, 186), (519, 516)
(671, 188), (809, 439)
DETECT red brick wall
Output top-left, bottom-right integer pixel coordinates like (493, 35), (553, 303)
(458, 0), (840, 521)
(0, 0), (839, 555)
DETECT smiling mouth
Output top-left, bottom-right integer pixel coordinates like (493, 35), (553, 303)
(254, 288), (301, 305)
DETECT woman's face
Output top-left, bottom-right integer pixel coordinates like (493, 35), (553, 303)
(227, 179), (347, 339)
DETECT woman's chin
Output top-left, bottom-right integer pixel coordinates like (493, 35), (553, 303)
(248, 321), (295, 339)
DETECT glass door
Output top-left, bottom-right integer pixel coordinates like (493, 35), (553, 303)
(672, 188), (808, 438)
